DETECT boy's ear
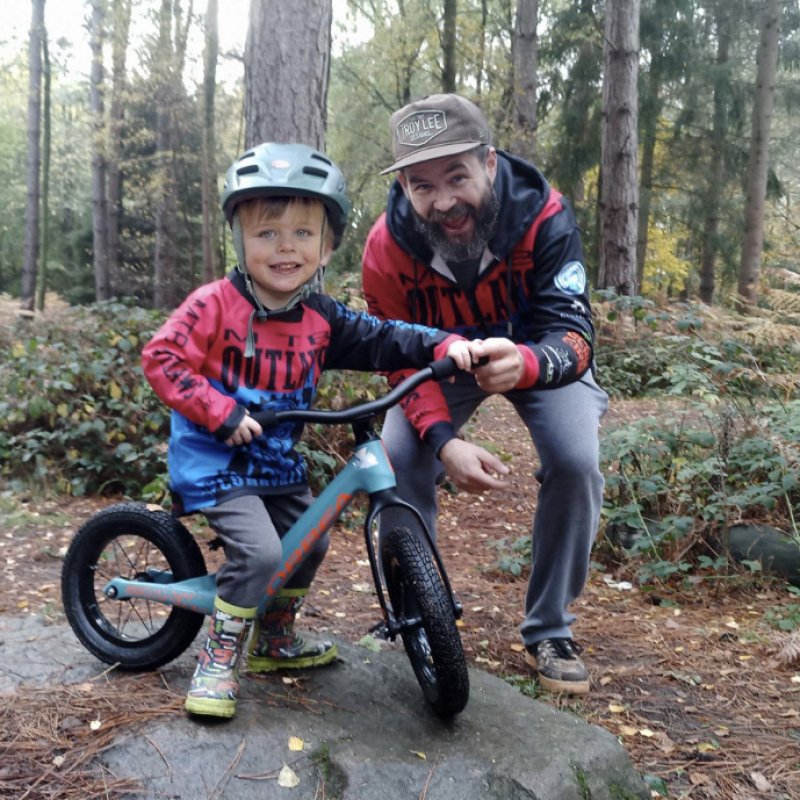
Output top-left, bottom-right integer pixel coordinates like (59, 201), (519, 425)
(319, 238), (334, 267)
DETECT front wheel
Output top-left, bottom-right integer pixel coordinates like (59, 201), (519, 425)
(61, 503), (208, 670)
(381, 527), (469, 718)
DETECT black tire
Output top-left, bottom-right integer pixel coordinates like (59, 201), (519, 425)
(380, 527), (469, 718)
(61, 503), (208, 670)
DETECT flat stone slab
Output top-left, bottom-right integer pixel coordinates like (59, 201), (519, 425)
(1, 614), (649, 800)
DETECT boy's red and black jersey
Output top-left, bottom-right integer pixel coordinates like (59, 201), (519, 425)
(362, 149), (596, 455)
(141, 271), (460, 515)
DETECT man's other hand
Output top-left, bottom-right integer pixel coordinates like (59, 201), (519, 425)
(439, 438), (509, 493)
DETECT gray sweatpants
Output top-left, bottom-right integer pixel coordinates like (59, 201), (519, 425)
(202, 490), (330, 609)
(379, 370), (608, 647)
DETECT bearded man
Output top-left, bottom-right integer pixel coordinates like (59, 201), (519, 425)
(362, 94), (609, 694)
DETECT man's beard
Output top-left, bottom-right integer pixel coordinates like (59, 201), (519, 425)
(413, 184), (500, 263)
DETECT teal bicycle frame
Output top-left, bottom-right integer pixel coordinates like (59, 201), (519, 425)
(101, 359), (463, 637)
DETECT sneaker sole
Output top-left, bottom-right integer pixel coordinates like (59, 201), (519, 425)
(248, 644), (338, 673)
(524, 652), (590, 695)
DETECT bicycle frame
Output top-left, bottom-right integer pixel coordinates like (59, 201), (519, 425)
(101, 359), (465, 635)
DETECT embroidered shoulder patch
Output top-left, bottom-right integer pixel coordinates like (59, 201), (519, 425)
(554, 261), (586, 295)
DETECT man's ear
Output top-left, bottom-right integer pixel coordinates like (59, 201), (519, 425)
(396, 171), (411, 198)
(486, 148), (498, 183)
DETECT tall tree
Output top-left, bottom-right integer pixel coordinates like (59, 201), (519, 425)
(737, 0), (783, 308)
(201, 0), (220, 284)
(698, 2), (731, 305)
(511, 0), (538, 162)
(598, 0), (640, 296)
(152, 0), (178, 309)
(89, 0), (111, 301)
(20, 0), (46, 313)
(441, 0), (457, 92)
(107, 0), (132, 295)
(35, 28), (51, 311)
(244, 0), (333, 148)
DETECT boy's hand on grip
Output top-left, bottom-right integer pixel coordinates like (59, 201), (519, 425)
(225, 412), (264, 447)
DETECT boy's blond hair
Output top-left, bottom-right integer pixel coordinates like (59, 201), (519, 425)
(237, 196), (334, 248)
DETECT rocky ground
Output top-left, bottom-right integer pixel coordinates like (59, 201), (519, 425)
(2, 395), (800, 799)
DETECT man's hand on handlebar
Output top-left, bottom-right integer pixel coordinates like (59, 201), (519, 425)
(439, 438), (509, 493)
(225, 412), (263, 447)
(470, 338), (524, 393)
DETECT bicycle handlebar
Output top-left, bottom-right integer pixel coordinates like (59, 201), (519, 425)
(251, 356), (485, 429)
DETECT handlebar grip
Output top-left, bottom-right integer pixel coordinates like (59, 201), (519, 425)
(428, 357), (459, 382)
(251, 409), (279, 429)
(472, 355), (490, 368)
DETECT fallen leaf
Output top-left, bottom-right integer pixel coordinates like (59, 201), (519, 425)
(750, 771), (771, 792)
(52, 755), (65, 768)
(639, 729), (655, 737)
(410, 751), (426, 760)
(510, 643), (525, 652)
(608, 704), (626, 714)
(76, 683), (94, 693)
(334, 612), (347, 618)
(89, 720), (102, 731)
(282, 677), (295, 685)
(620, 726), (637, 736)
(278, 764), (300, 788)
(725, 620), (739, 629)
(600, 676), (613, 686)
(791, 675), (800, 684)
(358, 634), (382, 653)
(689, 772), (713, 786)
(456, 620), (465, 628)
(288, 735), (304, 752)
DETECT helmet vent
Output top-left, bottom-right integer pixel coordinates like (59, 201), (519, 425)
(303, 166), (328, 179)
(311, 153), (332, 166)
(237, 164), (260, 176)
(239, 151), (255, 160)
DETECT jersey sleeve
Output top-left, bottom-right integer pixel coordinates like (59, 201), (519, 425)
(141, 288), (241, 438)
(514, 196), (596, 390)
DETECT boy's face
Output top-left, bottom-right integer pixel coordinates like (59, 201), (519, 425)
(240, 200), (333, 309)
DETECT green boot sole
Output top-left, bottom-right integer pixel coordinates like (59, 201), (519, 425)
(248, 643), (339, 673)
(184, 695), (237, 718)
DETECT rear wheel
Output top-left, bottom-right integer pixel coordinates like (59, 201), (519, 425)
(61, 503), (207, 670)
(380, 527), (469, 718)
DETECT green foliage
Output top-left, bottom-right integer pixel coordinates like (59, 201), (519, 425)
(601, 399), (800, 583)
(490, 534), (531, 577)
(764, 585), (800, 631)
(0, 301), (169, 496)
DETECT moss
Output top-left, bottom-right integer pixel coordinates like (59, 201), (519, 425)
(309, 743), (348, 799)
(573, 766), (591, 800)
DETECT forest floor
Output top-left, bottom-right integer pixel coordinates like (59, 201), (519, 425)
(2, 395), (800, 800)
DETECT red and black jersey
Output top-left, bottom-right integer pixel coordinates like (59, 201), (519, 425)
(141, 271), (460, 514)
(362, 150), (596, 454)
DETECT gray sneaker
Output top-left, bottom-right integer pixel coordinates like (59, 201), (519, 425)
(525, 638), (590, 694)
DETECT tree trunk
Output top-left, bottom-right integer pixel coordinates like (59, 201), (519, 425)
(244, 0), (332, 149)
(89, 0), (111, 302)
(441, 0), (457, 93)
(152, 0), (178, 309)
(511, 0), (538, 163)
(107, 0), (132, 297)
(699, 4), (730, 306)
(737, 0), (782, 309)
(476, 0), (487, 96)
(635, 60), (660, 292)
(36, 29), (51, 312)
(21, 0), (45, 313)
(201, 0), (220, 284)
(598, 0), (640, 297)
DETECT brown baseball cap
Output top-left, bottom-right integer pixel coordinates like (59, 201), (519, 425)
(381, 94), (492, 175)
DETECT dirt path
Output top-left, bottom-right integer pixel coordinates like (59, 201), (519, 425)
(1, 396), (799, 799)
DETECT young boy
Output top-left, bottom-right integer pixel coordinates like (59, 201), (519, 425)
(141, 142), (486, 718)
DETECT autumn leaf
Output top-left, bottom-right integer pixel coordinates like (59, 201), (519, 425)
(410, 751), (426, 760)
(288, 735), (304, 752)
(278, 764), (300, 788)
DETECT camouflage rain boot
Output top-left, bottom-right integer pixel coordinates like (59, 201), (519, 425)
(248, 588), (337, 672)
(184, 598), (256, 718)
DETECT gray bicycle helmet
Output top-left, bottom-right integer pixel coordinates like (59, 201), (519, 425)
(221, 142), (350, 250)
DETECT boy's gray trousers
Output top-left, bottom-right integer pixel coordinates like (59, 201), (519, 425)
(378, 370), (608, 647)
(202, 489), (329, 609)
